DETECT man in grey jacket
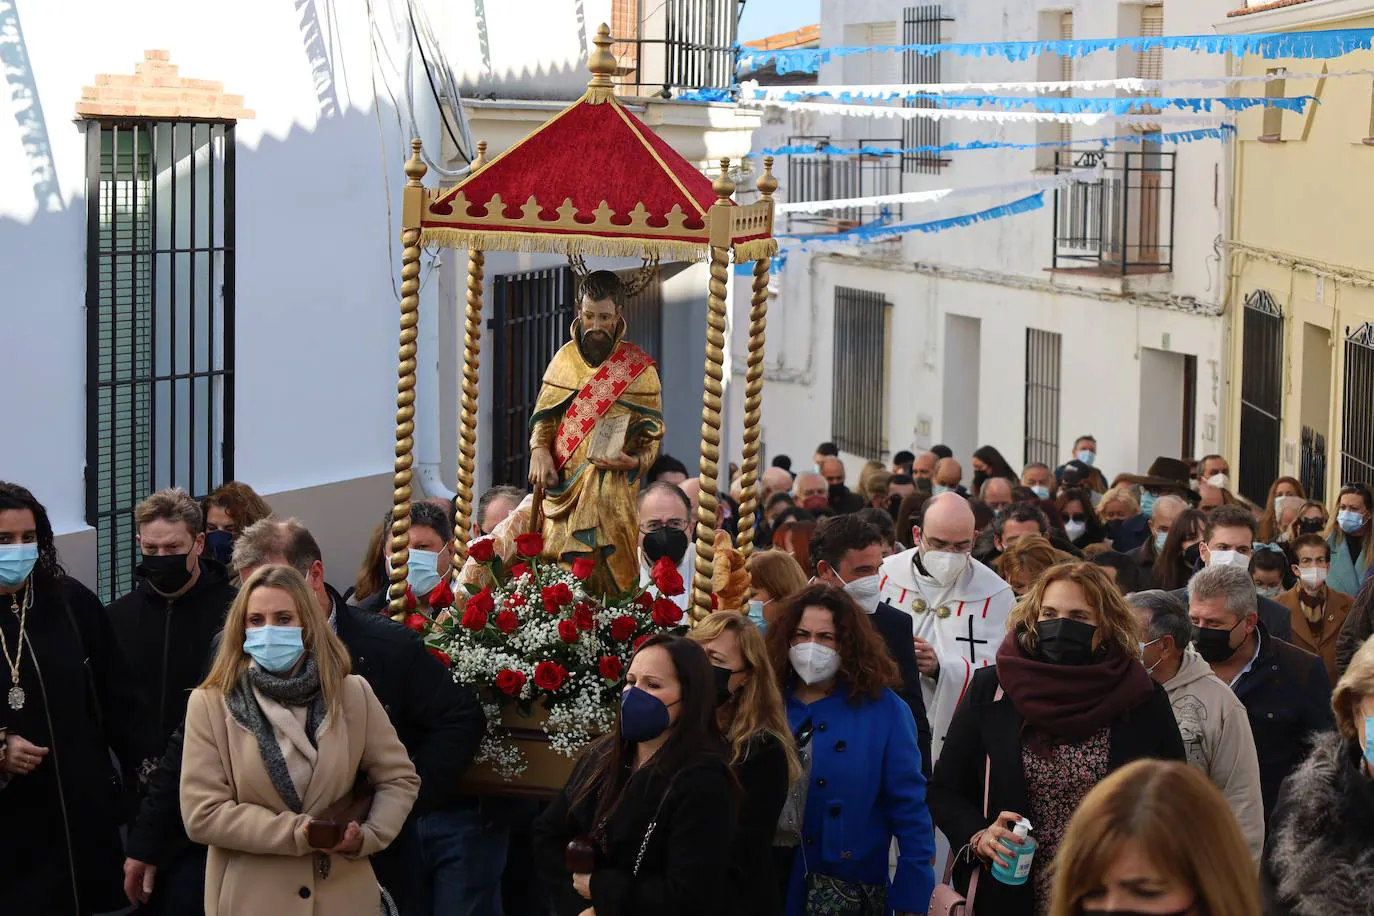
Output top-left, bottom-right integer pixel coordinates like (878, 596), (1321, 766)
(1130, 589), (1266, 860)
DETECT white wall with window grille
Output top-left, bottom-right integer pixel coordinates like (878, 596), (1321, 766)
(1024, 329), (1062, 468)
(902, 5), (949, 175)
(831, 287), (892, 459)
(86, 121), (233, 602)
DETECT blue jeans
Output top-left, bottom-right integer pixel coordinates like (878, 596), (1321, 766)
(406, 807), (508, 916)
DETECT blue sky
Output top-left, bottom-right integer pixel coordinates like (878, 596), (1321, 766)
(737, 0), (820, 43)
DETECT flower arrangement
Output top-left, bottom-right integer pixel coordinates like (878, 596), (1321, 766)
(415, 531), (688, 780)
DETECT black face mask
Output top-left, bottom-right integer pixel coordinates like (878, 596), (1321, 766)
(1297, 518), (1325, 535)
(1192, 620), (1242, 663)
(972, 471), (988, 493)
(713, 664), (744, 707)
(1035, 617), (1099, 666)
(827, 483), (850, 502)
(1183, 543), (1202, 569)
(138, 553), (194, 595)
(643, 528), (689, 566)
(887, 494), (904, 519)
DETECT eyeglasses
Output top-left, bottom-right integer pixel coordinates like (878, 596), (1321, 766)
(640, 519), (691, 534)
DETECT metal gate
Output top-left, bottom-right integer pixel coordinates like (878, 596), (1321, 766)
(1342, 323), (1374, 489)
(489, 267), (664, 488)
(1024, 329), (1062, 468)
(831, 287), (891, 459)
(1238, 291), (1283, 505)
(1301, 425), (1327, 504)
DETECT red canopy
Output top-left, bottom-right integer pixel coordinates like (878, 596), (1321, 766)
(419, 26), (775, 262)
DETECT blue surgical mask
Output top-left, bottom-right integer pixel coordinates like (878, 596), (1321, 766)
(407, 548), (444, 598)
(1031, 485), (1050, 501)
(0, 543), (39, 588)
(1255, 584), (1281, 600)
(620, 686), (674, 742)
(1338, 510), (1366, 535)
(932, 484), (951, 496)
(1154, 530), (1169, 552)
(1140, 491), (1158, 519)
(205, 530), (235, 566)
(1365, 716), (1374, 770)
(747, 598), (768, 632)
(243, 625), (305, 673)
(1076, 449), (1096, 467)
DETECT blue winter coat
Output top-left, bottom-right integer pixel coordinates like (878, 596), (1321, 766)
(784, 686), (935, 915)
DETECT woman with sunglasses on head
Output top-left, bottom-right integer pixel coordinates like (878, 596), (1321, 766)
(1049, 759), (1258, 916)
(689, 612), (800, 916)
(179, 565), (419, 915)
(1055, 488), (1107, 551)
(928, 563), (1185, 916)
(534, 634), (738, 916)
(767, 583), (935, 916)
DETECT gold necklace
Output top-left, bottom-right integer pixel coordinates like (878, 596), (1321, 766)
(1, 583), (32, 710)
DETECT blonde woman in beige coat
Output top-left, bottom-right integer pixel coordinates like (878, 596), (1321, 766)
(180, 565), (419, 916)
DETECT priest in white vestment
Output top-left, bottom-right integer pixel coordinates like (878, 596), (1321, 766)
(878, 493), (1015, 763)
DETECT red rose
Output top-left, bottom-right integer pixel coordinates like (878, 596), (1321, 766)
(427, 577), (455, 610)
(404, 613), (428, 633)
(427, 647), (452, 668)
(554, 583), (575, 605)
(510, 562), (531, 580)
(404, 584), (418, 611)
(573, 605), (596, 631)
(651, 556), (685, 596)
(710, 592), (719, 611)
(460, 603), (488, 631)
(542, 585), (569, 614)
(635, 590), (654, 610)
(495, 610), (520, 635)
(515, 532), (544, 558)
(610, 615), (637, 642)
(571, 556), (596, 581)
(651, 597), (684, 628)
(505, 593), (526, 609)
(467, 538), (496, 563)
(633, 635), (652, 652)
(494, 668), (526, 696)
(466, 588), (495, 616)
(534, 660), (568, 691)
(558, 619), (580, 643)
(598, 655), (624, 681)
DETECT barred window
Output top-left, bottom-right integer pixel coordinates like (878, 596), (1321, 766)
(831, 287), (891, 459)
(86, 121), (235, 602)
(1024, 329), (1062, 468)
(902, 5), (951, 175)
(1342, 324), (1374, 489)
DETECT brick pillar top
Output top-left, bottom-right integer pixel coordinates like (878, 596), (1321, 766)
(77, 50), (254, 120)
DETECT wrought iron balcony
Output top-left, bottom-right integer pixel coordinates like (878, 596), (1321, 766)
(783, 137), (904, 234)
(1051, 149), (1176, 275)
(612, 0), (740, 96)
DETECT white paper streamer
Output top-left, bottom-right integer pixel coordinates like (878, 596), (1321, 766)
(738, 97), (1226, 126)
(776, 163), (1105, 214)
(740, 69), (1374, 99)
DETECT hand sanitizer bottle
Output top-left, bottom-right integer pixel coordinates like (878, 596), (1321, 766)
(991, 818), (1036, 886)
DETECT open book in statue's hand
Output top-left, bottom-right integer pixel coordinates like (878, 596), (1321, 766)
(586, 414), (630, 463)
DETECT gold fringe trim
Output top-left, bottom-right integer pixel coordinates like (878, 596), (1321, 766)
(734, 238), (779, 261)
(419, 227), (709, 262)
(583, 87), (616, 105)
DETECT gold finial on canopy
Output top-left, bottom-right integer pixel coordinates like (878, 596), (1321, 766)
(758, 156), (779, 198)
(474, 140), (488, 170)
(586, 24), (617, 103)
(405, 139), (426, 185)
(712, 158), (736, 200)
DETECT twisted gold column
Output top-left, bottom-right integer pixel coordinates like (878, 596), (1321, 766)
(451, 142), (488, 566)
(389, 141), (427, 616)
(692, 159), (737, 620)
(736, 157), (778, 561)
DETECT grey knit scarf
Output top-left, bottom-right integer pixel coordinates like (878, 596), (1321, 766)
(225, 654), (326, 813)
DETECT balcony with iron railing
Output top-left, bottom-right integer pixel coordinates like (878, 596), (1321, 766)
(612, 0), (741, 97)
(783, 137), (904, 235)
(1051, 149), (1177, 275)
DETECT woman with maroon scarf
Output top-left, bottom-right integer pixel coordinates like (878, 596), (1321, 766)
(928, 563), (1185, 916)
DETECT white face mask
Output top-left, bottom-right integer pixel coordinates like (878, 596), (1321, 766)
(1207, 549), (1250, 570)
(842, 574), (882, 612)
(789, 642), (841, 685)
(1206, 473), (1230, 491)
(920, 547), (968, 586)
(1064, 520), (1087, 542)
(1299, 567), (1328, 589)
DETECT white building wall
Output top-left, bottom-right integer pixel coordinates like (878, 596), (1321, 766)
(739, 0), (1233, 486)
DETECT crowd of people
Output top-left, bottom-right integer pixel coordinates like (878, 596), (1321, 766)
(5, 434), (1374, 914)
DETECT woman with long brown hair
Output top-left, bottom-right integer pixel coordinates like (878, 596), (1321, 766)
(1152, 508), (1207, 592)
(1257, 477), (1305, 544)
(929, 563), (1185, 916)
(690, 612), (799, 916)
(1049, 760), (1258, 916)
(179, 565), (419, 915)
(767, 584), (935, 916)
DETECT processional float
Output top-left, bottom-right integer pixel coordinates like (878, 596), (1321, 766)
(385, 24), (779, 621)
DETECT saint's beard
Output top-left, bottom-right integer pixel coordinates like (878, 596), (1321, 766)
(579, 329), (615, 365)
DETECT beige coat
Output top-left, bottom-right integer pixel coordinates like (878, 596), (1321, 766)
(180, 675), (420, 916)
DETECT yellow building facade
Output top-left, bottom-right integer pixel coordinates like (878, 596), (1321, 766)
(1221, 0), (1374, 510)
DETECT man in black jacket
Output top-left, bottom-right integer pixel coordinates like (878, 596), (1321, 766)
(108, 488), (238, 748)
(1169, 505), (1293, 643)
(1187, 564), (1333, 820)
(123, 518), (491, 915)
(811, 514), (934, 775)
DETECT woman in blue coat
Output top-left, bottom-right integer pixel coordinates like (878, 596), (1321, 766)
(766, 583), (935, 916)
